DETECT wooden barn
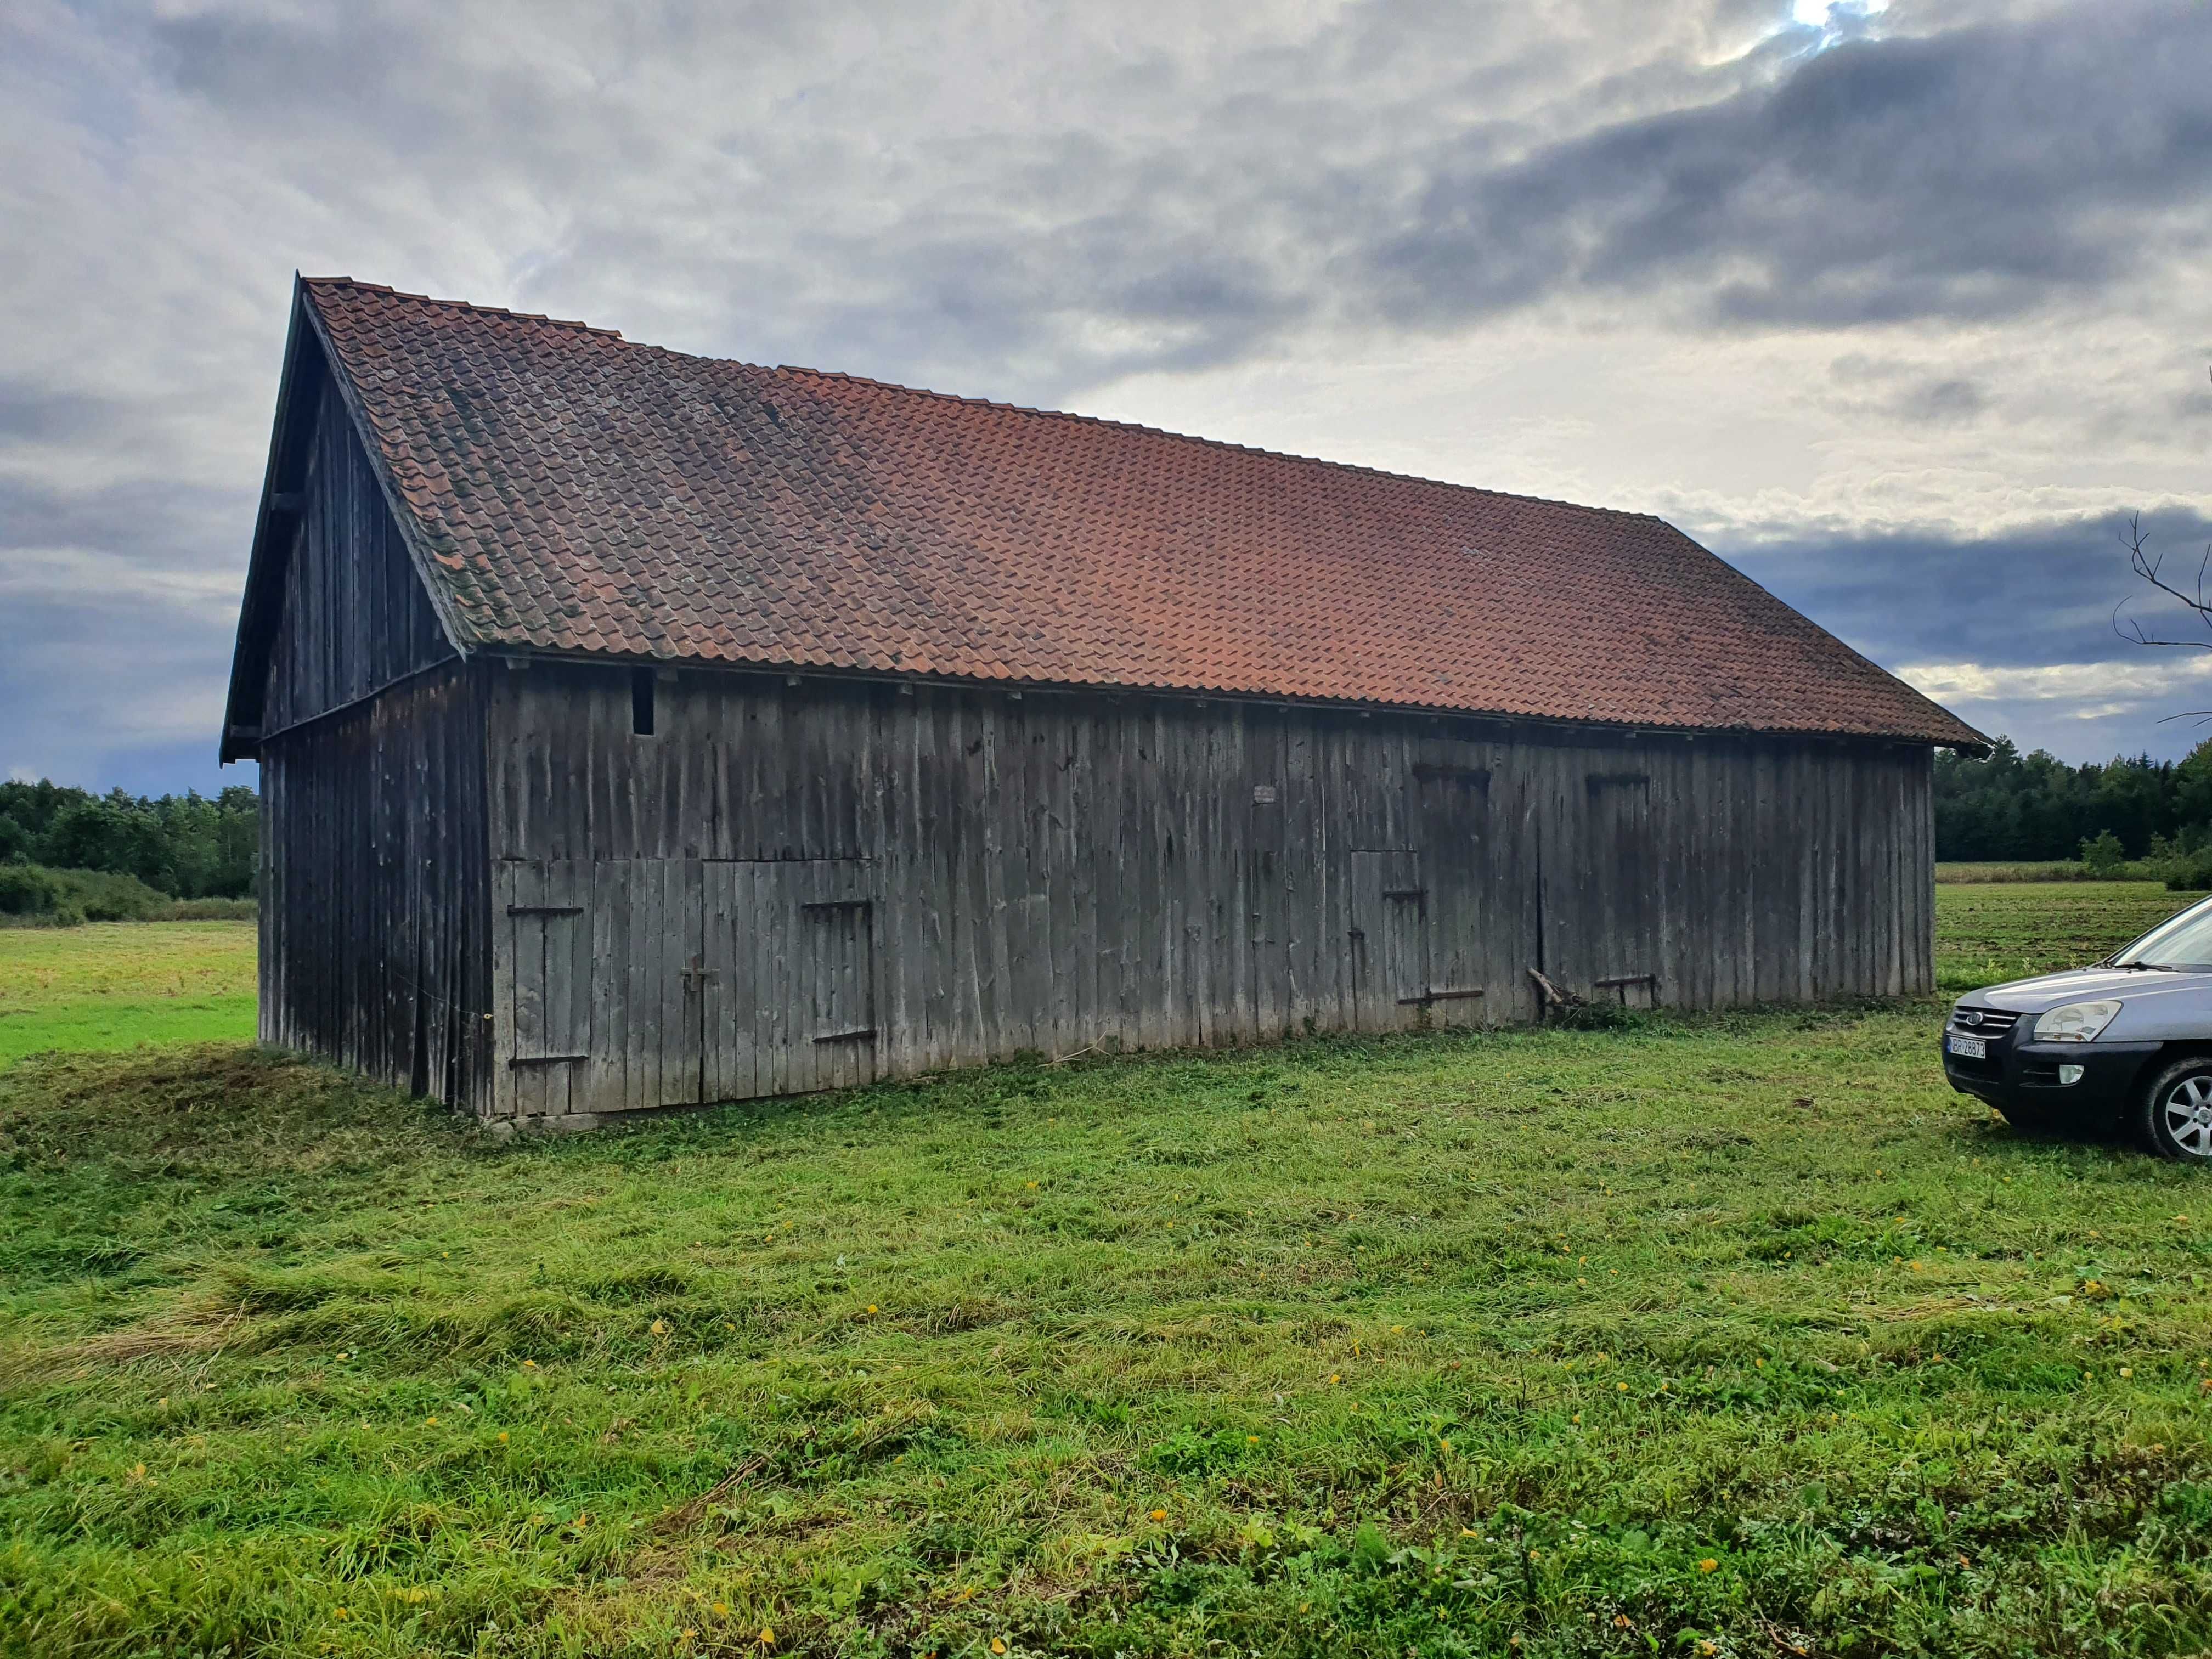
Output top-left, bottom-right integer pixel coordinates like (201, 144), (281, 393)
(221, 276), (1987, 1129)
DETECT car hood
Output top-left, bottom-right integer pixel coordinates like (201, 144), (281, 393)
(1970, 965), (2212, 1013)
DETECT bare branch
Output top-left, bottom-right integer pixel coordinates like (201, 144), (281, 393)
(2113, 511), (2212, 651)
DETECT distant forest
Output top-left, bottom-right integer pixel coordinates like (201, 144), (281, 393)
(1934, 738), (2212, 863)
(0, 780), (258, 899)
(0, 738), (2205, 896)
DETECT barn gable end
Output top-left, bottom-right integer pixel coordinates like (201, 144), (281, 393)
(222, 294), (460, 757)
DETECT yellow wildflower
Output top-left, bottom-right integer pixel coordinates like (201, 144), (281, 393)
(1699, 1558), (1718, 1572)
(651, 1318), (670, 1336)
(497, 1431), (509, 1443)
(1149, 1508), (1167, 1522)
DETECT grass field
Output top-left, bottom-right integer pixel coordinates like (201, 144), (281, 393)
(4, 891), (2211, 1658)
(1934, 881), (2207, 995)
(0, 921), (256, 1069)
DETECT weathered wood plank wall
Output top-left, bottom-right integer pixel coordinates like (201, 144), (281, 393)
(482, 667), (1933, 1122)
(261, 377), (454, 737)
(259, 665), (492, 1111)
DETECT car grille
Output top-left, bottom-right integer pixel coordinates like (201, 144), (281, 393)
(1950, 1007), (2022, 1038)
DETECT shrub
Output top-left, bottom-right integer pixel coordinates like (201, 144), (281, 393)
(2079, 830), (2127, 875)
(0, 865), (61, 916)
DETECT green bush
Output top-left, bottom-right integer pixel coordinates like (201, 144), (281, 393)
(0, 865), (178, 926)
(2079, 829), (2127, 874)
(0, 865), (61, 916)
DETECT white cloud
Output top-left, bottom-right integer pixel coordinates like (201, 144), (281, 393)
(1900, 654), (2212, 710)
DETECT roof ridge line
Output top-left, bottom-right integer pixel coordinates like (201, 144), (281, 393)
(302, 276), (623, 338)
(773, 363), (1664, 524)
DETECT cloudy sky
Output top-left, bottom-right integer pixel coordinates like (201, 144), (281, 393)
(4, 0), (2209, 796)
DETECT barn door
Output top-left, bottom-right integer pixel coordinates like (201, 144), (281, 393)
(1579, 771), (1660, 1008)
(582, 860), (706, 1113)
(497, 860), (594, 1118)
(703, 859), (878, 1101)
(1350, 850), (1429, 1032)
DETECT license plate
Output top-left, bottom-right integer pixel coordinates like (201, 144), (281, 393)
(1947, 1034), (1987, 1059)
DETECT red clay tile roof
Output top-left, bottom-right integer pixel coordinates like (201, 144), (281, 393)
(299, 277), (1984, 747)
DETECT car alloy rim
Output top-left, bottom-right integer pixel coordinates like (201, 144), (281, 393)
(2160, 1075), (2212, 1158)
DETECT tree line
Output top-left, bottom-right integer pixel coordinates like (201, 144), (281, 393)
(0, 780), (258, 899)
(1934, 737), (2212, 864)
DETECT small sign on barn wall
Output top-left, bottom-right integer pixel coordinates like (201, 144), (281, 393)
(1252, 784), (1278, 805)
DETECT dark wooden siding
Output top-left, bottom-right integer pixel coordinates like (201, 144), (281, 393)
(259, 664), (492, 1111)
(482, 668), (1934, 1122)
(261, 377), (454, 737)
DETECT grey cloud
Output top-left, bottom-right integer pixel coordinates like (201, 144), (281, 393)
(1729, 509), (2212, 676)
(1895, 377), (1985, 424)
(1367, 0), (2212, 334)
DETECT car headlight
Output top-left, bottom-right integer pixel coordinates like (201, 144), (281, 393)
(2034, 1000), (2121, 1042)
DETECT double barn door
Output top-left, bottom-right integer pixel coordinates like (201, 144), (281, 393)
(498, 858), (877, 1119)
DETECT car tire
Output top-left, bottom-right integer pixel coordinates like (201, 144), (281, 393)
(2135, 1057), (2212, 1163)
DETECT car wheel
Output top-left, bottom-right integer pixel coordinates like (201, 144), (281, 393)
(2137, 1058), (2212, 1163)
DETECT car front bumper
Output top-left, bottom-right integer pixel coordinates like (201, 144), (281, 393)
(1940, 1029), (2162, 1121)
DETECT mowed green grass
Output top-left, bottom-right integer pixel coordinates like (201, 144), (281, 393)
(0, 921), (256, 1069)
(3, 893), (2211, 1658)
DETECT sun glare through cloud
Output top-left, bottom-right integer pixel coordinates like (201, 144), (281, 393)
(1792, 0), (1889, 29)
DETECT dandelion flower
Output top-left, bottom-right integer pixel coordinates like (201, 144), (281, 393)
(760, 1628), (776, 1649)
(991, 1642), (1007, 1656)
(522, 1359), (538, 1369)
(713, 1602), (729, 1617)
(334, 1607), (349, 1620)
(1247, 1434), (1259, 1444)
(1149, 1508), (1167, 1522)
(426, 1415), (439, 1426)
(867, 1305), (878, 1315)
(1617, 1382), (1628, 1392)
(1699, 1558), (1719, 1572)
(497, 1431), (509, 1443)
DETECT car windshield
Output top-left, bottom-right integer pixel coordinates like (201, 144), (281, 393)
(2110, 894), (2212, 970)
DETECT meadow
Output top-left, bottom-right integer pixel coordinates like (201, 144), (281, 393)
(0, 921), (256, 1069)
(3, 887), (2211, 1658)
